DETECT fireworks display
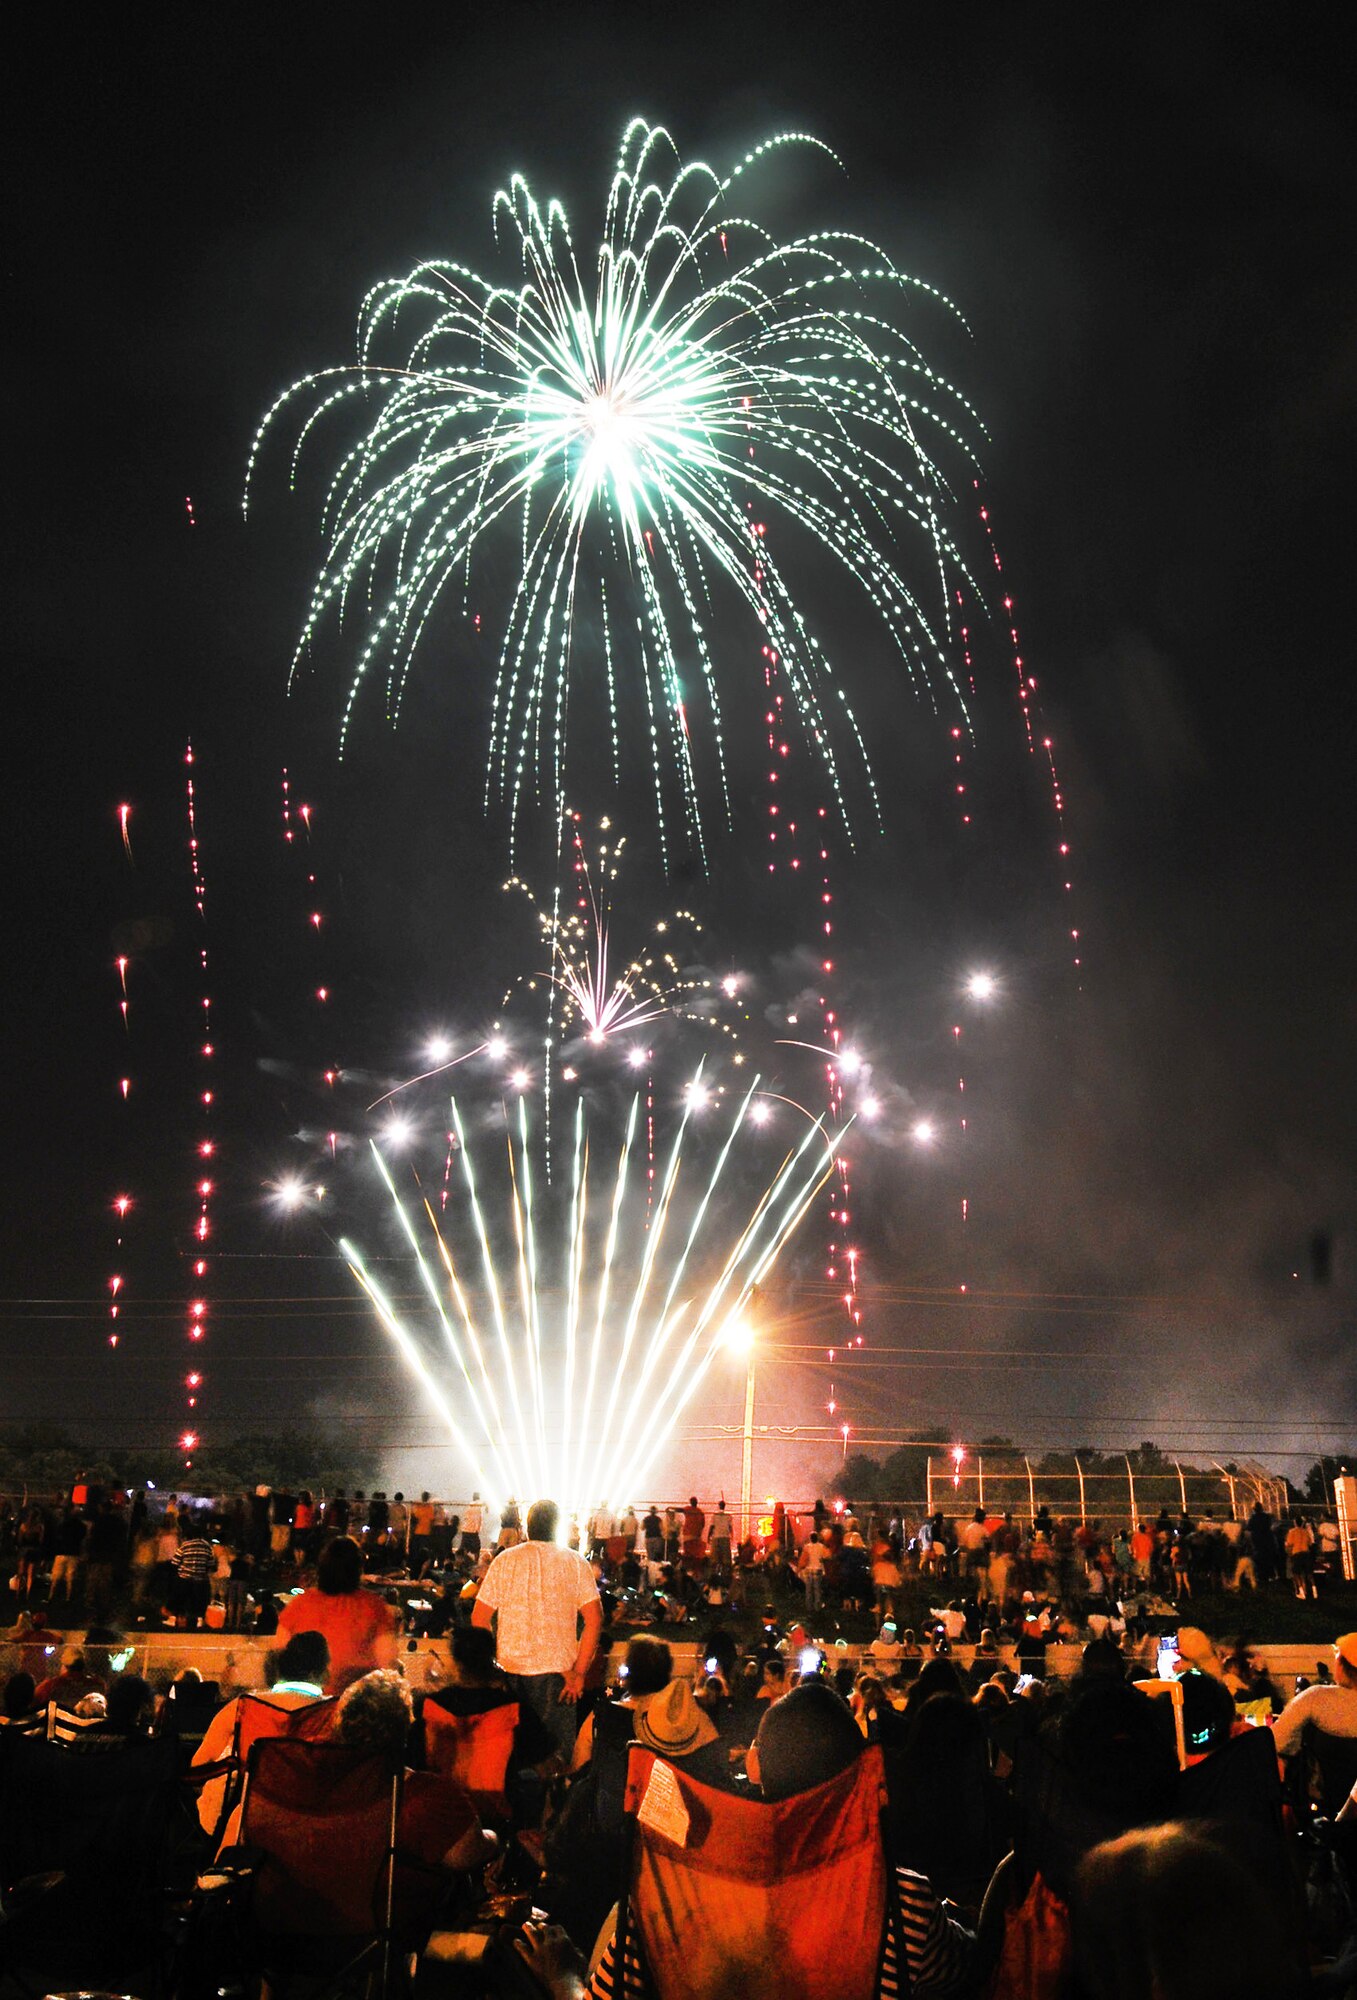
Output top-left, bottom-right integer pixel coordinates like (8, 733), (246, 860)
(342, 1067), (841, 1517)
(250, 118), (983, 863)
(83, 121), (1068, 1494)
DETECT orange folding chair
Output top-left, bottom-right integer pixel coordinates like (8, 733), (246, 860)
(237, 1690), (337, 1760)
(198, 1691), (337, 1843)
(613, 1744), (895, 2000)
(423, 1698), (518, 1823)
(235, 1736), (402, 1999)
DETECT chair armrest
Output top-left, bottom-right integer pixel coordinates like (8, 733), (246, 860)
(195, 1842), (265, 1893)
(183, 1756), (238, 1789)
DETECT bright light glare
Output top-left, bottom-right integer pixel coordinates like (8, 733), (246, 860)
(343, 1070), (842, 1517)
(426, 1035), (453, 1063)
(274, 1177), (308, 1209)
(966, 972), (996, 1001)
(686, 1082), (710, 1110)
(748, 1100), (772, 1126)
(486, 1036), (508, 1061)
(859, 1096), (881, 1121)
(510, 1069), (531, 1092)
(721, 975), (741, 999)
(627, 1047), (648, 1069)
(383, 1117), (413, 1149)
(723, 1318), (755, 1356)
(837, 1049), (861, 1076)
(912, 1119), (935, 1145)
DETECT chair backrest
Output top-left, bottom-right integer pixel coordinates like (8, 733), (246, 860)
(0, 1710), (47, 1737)
(618, 1744), (890, 2000)
(423, 1697), (518, 1819)
(1176, 1730), (1306, 1970)
(590, 1698), (636, 1837)
(235, 1692), (336, 1766)
(241, 1737), (400, 1938)
(0, 1727), (181, 1935)
(47, 1702), (107, 1743)
(1009, 1731), (1176, 1904)
(1177, 1725), (1291, 1890)
(1302, 1723), (1357, 1820)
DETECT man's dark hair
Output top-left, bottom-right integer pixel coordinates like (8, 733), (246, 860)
(624, 1636), (673, 1696)
(526, 1499), (559, 1543)
(1078, 1638), (1125, 1684)
(3, 1671), (35, 1718)
(451, 1625), (499, 1680)
(274, 1629), (331, 1685)
(316, 1535), (363, 1595)
(1179, 1671), (1236, 1756)
(106, 1673), (153, 1734)
(755, 1683), (862, 1802)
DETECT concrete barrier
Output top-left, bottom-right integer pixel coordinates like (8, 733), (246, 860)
(2, 1632), (1336, 1701)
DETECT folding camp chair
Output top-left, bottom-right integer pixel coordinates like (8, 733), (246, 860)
(197, 1690), (336, 1843)
(0, 1725), (187, 1991)
(228, 1736), (403, 2000)
(46, 1701), (109, 1743)
(1296, 1723), (1357, 1823)
(611, 1743), (897, 2000)
(424, 1696), (519, 1823)
(1177, 1726), (1303, 1942)
(587, 1700), (635, 1839)
(0, 1712), (46, 1740)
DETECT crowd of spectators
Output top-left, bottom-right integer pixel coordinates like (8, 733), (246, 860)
(2, 1481), (1355, 1996)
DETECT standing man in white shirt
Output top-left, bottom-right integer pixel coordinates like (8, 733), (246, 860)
(472, 1498), (603, 1756)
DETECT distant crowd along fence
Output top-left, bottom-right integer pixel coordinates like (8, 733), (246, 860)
(15, 1457), (1331, 1534)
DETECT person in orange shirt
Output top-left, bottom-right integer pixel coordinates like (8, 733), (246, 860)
(276, 1536), (400, 1692)
(1129, 1522), (1153, 1586)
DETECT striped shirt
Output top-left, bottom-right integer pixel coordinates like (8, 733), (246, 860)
(591, 1865), (972, 1996)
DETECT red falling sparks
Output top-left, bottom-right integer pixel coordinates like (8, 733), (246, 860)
(973, 484), (1081, 976)
(183, 740), (217, 1447)
(750, 479), (865, 1420)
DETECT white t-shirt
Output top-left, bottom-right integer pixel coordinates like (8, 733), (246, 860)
(1272, 1681), (1357, 1758)
(461, 1503), (484, 1536)
(476, 1539), (600, 1676)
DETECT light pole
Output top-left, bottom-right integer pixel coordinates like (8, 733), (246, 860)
(741, 1342), (757, 1544)
(727, 1287), (759, 1543)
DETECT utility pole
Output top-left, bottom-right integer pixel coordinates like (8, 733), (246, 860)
(739, 1284), (759, 1542)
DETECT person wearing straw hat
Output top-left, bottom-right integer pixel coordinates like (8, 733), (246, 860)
(630, 1677), (724, 1781)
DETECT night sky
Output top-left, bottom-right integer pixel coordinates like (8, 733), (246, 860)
(6, 8), (1354, 1495)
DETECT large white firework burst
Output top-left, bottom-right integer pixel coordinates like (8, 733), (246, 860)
(249, 118), (984, 862)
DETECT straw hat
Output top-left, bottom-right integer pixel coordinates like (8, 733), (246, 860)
(632, 1679), (718, 1757)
